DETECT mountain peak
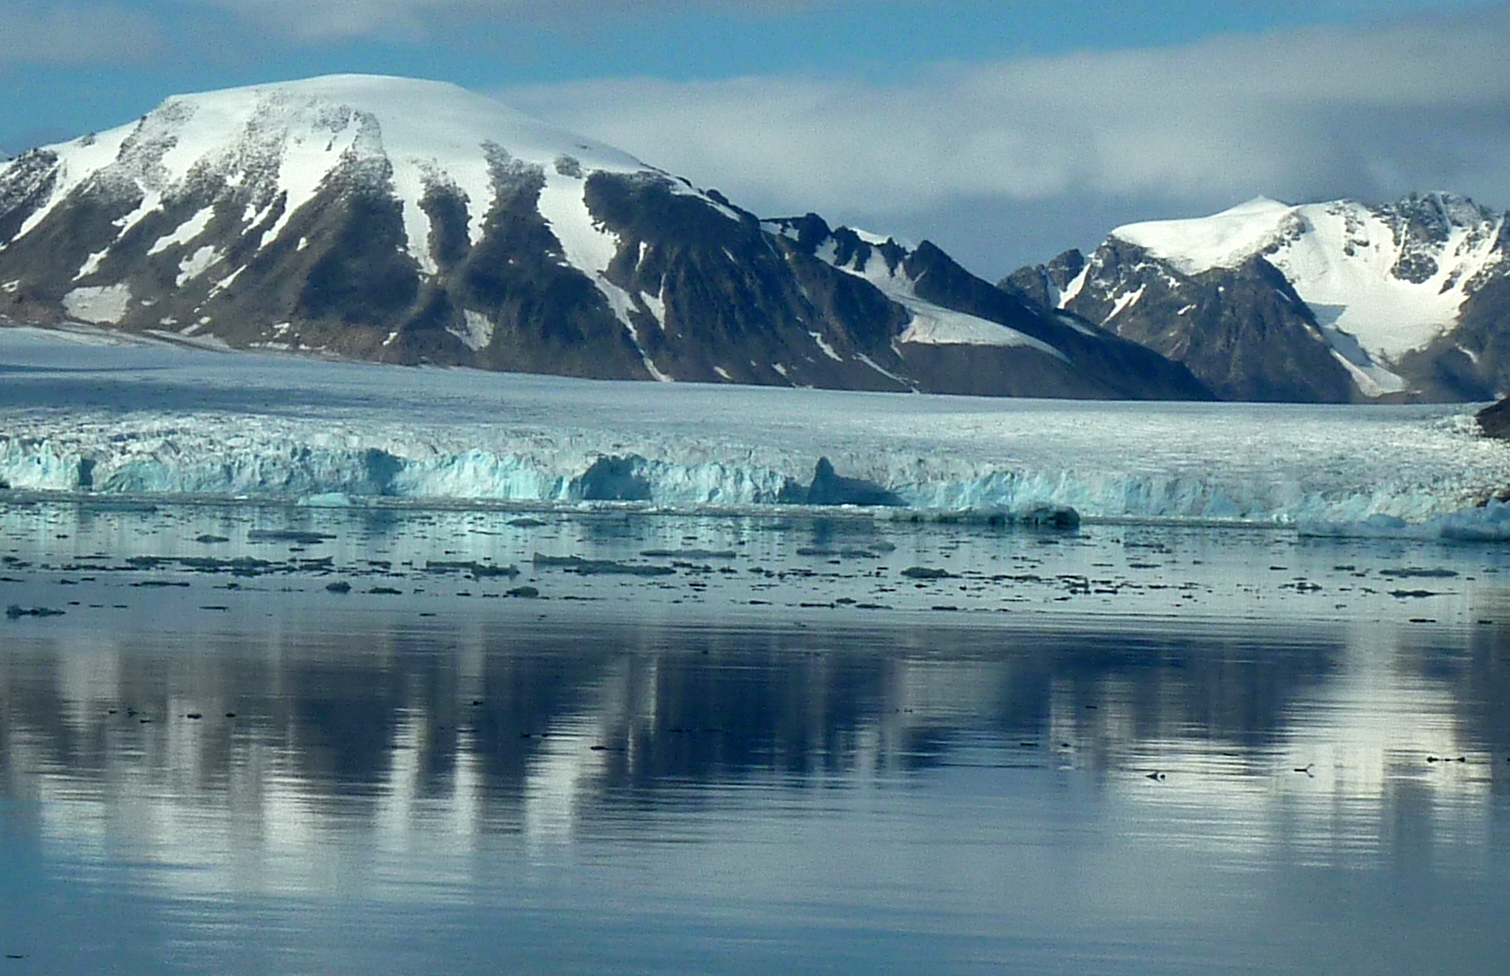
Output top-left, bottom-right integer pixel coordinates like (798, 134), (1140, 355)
(1, 73), (661, 284)
(1026, 188), (1510, 403)
(144, 74), (647, 174)
(1110, 197), (1299, 276)
(1227, 195), (1292, 213)
(23, 73), (650, 217)
(1381, 190), (1494, 234)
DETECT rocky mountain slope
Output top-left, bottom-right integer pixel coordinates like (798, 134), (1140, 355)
(0, 75), (1206, 401)
(1004, 195), (1510, 402)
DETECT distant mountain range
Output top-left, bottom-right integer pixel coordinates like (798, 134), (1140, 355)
(0, 74), (1204, 401)
(8, 75), (1510, 405)
(1003, 195), (1510, 402)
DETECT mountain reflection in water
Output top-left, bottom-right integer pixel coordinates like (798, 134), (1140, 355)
(1, 613), (1508, 975)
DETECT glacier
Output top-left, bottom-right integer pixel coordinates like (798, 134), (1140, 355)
(3, 327), (1510, 536)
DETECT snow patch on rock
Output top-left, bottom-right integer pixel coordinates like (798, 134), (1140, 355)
(897, 310), (1068, 360)
(1104, 285), (1147, 324)
(642, 288), (666, 330)
(1058, 264), (1090, 306)
(176, 246), (220, 287)
(148, 207), (215, 255)
(595, 277), (670, 382)
(63, 284), (132, 325)
(1114, 198), (1296, 276)
(810, 331), (843, 362)
(449, 310), (495, 352)
(855, 352), (909, 387)
(75, 248), (110, 280)
(820, 233), (1069, 360)
(537, 168), (618, 274)
(17, 127), (134, 240)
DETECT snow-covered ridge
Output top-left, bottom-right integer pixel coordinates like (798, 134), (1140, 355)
(2, 74), (653, 276)
(1109, 193), (1509, 363)
(1114, 197), (1300, 276)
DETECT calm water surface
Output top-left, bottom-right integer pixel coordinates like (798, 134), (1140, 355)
(1, 503), (1508, 974)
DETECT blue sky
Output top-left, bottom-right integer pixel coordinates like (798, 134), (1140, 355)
(4, 0), (1508, 274)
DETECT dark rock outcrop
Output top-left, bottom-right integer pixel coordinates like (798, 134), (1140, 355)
(897, 240), (1210, 401)
(1068, 244), (1354, 402)
(999, 249), (1086, 310)
(1476, 397), (1510, 439)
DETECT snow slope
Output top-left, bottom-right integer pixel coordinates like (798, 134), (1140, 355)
(810, 233), (1069, 360)
(1115, 197), (1300, 276)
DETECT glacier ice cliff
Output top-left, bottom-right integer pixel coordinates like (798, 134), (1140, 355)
(2, 328), (1509, 537)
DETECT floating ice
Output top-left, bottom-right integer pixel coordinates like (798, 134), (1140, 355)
(1301, 500), (1510, 542)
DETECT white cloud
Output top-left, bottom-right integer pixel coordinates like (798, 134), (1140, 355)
(0, 3), (162, 67)
(499, 7), (1510, 271)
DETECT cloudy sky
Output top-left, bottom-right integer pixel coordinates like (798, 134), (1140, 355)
(4, 0), (1508, 277)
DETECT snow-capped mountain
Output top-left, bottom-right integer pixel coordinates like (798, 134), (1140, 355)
(1004, 194), (1510, 402)
(0, 74), (1205, 400)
